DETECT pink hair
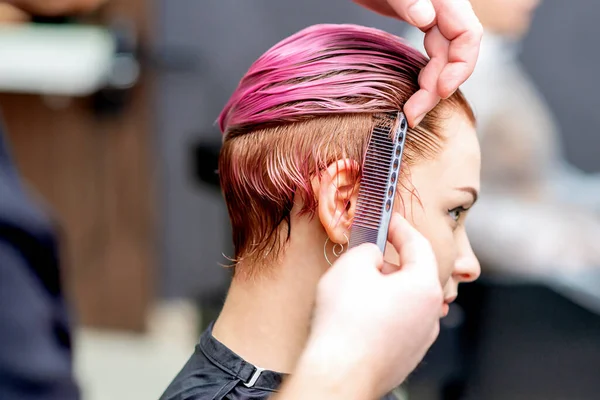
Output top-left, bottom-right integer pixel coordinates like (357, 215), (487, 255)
(218, 24), (427, 136)
(217, 24), (474, 272)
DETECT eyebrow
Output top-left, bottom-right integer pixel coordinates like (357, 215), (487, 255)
(457, 187), (479, 205)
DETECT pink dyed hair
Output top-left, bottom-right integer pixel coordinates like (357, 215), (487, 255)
(217, 24), (474, 271)
(219, 24), (428, 137)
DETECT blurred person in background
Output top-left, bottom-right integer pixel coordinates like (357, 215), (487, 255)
(0, 2), (107, 399)
(404, 0), (600, 313)
(0, 116), (79, 400)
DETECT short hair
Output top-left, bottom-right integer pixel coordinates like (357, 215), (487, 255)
(217, 24), (474, 272)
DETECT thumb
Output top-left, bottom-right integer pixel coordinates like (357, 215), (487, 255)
(387, 0), (436, 28)
(353, 0), (436, 29)
(319, 243), (383, 293)
(335, 243), (384, 273)
(387, 213), (437, 278)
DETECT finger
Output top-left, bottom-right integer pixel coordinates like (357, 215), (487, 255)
(354, 0), (437, 27)
(422, 25), (450, 89)
(335, 243), (384, 272)
(380, 259), (401, 275)
(387, 0), (436, 28)
(403, 89), (439, 127)
(432, 0), (483, 97)
(403, 26), (447, 125)
(386, 213), (437, 276)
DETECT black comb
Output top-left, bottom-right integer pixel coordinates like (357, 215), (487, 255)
(348, 111), (407, 253)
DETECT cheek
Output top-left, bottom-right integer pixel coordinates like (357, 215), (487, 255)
(389, 195), (456, 285)
(428, 233), (456, 286)
(383, 233), (455, 286)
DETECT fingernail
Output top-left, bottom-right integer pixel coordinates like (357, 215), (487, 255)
(414, 113), (426, 126)
(408, 0), (435, 27)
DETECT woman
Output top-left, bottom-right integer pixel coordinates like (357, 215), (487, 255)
(404, 0), (600, 312)
(161, 24), (481, 400)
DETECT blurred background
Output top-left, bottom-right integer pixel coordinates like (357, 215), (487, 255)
(0, 0), (599, 399)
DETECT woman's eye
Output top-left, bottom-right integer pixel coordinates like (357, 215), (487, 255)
(448, 206), (467, 222)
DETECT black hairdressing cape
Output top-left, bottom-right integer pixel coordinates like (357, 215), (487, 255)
(160, 322), (402, 400)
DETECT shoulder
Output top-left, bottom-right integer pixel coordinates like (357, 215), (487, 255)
(160, 346), (277, 400)
(159, 346), (233, 400)
(0, 132), (57, 249)
(0, 174), (56, 242)
(0, 164), (62, 293)
(0, 127), (65, 304)
(0, 127), (59, 263)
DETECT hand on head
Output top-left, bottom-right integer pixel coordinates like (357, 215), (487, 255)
(289, 213), (442, 399)
(354, 0), (483, 127)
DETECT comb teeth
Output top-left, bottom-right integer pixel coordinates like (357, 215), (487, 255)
(349, 112), (407, 253)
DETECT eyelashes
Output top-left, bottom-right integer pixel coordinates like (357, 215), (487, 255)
(448, 206), (469, 223)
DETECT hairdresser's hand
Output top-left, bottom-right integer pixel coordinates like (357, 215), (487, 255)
(5, 0), (106, 16)
(354, 0), (483, 126)
(277, 213), (442, 400)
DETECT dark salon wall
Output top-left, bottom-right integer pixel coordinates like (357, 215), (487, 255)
(154, 0), (600, 299)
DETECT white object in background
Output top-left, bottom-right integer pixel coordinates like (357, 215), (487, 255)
(74, 300), (200, 400)
(0, 23), (115, 96)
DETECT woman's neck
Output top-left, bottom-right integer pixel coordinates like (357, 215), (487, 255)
(212, 234), (328, 373)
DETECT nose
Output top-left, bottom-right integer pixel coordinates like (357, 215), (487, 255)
(453, 232), (481, 283)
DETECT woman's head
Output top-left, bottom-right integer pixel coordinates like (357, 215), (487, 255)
(218, 24), (480, 294)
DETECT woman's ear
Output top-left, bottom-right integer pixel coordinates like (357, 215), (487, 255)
(314, 159), (360, 244)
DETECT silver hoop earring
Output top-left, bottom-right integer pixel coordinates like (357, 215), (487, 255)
(324, 233), (349, 266)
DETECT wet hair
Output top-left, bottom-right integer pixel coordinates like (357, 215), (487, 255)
(217, 24), (474, 272)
